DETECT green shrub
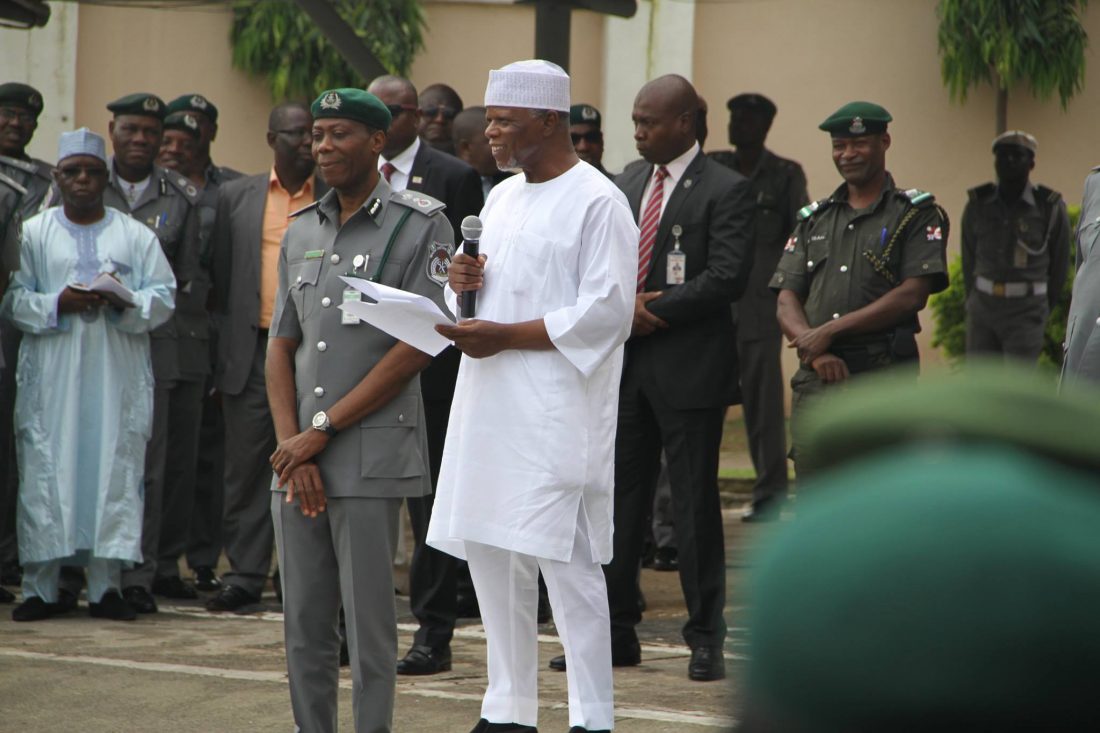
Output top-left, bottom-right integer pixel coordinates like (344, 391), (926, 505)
(930, 204), (1079, 370)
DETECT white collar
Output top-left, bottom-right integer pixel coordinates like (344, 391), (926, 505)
(655, 142), (699, 187)
(380, 136), (420, 175)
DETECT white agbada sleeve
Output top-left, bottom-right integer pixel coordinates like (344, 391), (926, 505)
(3, 226), (66, 334)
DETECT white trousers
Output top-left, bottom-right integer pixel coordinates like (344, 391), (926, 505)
(466, 517), (614, 730)
(23, 557), (122, 603)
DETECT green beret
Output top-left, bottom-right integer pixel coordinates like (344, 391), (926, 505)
(107, 92), (167, 121)
(726, 93), (776, 121)
(569, 103), (601, 129)
(164, 111), (201, 139)
(746, 445), (1100, 731)
(818, 100), (891, 136)
(311, 88), (390, 132)
(0, 82), (43, 115)
(166, 93), (218, 123)
(993, 129), (1038, 155)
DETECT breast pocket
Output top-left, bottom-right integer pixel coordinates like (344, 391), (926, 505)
(288, 258), (323, 320)
(506, 231), (554, 303)
(360, 394), (424, 479)
(806, 240), (830, 274)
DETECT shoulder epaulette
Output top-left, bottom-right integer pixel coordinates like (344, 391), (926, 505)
(797, 198), (832, 221)
(0, 155), (37, 176)
(163, 170), (202, 204)
(289, 201), (320, 218)
(0, 170), (28, 197)
(392, 189), (446, 216)
(901, 188), (935, 206)
(1034, 184), (1062, 205)
(967, 182), (996, 202)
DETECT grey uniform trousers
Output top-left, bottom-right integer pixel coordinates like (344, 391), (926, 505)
(273, 493), (401, 733)
(156, 378), (205, 579)
(965, 291), (1049, 362)
(737, 331), (790, 502)
(120, 382), (172, 589)
(221, 333), (277, 596)
(187, 382), (225, 569)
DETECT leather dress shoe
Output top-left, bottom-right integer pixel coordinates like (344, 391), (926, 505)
(468, 720), (537, 732)
(741, 496), (784, 523)
(12, 596), (54, 621)
(152, 575), (198, 599)
(651, 547), (678, 572)
(687, 646), (725, 681)
(89, 590), (137, 621)
(204, 584), (259, 613)
(122, 585), (159, 613)
(397, 644), (452, 675)
(549, 641), (641, 671)
(192, 566), (221, 592)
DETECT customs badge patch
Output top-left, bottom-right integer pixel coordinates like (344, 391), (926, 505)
(427, 241), (454, 287)
(926, 225), (943, 241)
(784, 236), (797, 252)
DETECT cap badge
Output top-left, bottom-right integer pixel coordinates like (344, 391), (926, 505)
(582, 106), (597, 121)
(849, 116), (865, 134)
(143, 97), (160, 112)
(320, 92), (342, 110)
(190, 95), (208, 110)
(184, 114), (198, 130)
(29, 93), (41, 108)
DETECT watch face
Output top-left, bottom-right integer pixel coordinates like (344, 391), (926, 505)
(312, 411), (327, 428)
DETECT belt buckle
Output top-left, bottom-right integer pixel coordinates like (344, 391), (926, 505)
(992, 282), (1006, 297)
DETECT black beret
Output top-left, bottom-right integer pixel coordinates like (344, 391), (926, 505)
(726, 93), (776, 121)
(569, 104), (602, 129)
(0, 83), (44, 115)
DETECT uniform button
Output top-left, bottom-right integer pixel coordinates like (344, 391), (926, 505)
(296, 275), (302, 284)
(807, 260), (814, 268)
(321, 296), (332, 307)
(839, 265), (848, 272)
(832, 313), (840, 319)
(777, 275), (785, 283)
(314, 386), (325, 397)
(922, 263), (929, 270)
(317, 341), (327, 352)
(847, 223), (854, 230)
(330, 253), (341, 265)
(1095, 316), (1100, 325)
(398, 414), (405, 423)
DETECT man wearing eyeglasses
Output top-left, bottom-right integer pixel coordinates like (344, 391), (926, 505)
(570, 103), (614, 180)
(418, 83), (463, 157)
(203, 101), (326, 613)
(367, 74), (484, 678)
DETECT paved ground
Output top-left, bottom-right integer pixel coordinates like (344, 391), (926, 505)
(0, 504), (772, 732)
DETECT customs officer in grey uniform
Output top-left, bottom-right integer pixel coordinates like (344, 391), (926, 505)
(772, 102), (948, 479)
(89, 93), (202, 613)
(1063, 166), (1100, 387)
(266, 88), (452, 733)
(711, 93), (808, 522)
(962, 131), (1069, 363)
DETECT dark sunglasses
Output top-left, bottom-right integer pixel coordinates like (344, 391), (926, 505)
(57, 165), (108, 179)
(421, 105), (457, 121)
(386, 104), (418, 118)
(571, 131), (602, 145)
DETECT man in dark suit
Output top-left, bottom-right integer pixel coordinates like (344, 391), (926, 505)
(366, 75), (484, 676)
(206, 101), (322, 612)
(602, 75), (754, 682)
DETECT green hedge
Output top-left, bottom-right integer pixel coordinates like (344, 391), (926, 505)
(929, 204), (1079, 371)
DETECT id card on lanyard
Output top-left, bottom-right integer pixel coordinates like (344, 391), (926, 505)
(667, 224), (686, 285)
(341, 254), (370, 325)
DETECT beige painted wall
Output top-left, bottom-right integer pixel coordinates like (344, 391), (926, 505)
(70, 2), (604, 176)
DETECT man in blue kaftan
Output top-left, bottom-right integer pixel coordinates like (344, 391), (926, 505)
(2, 128), (175, 621)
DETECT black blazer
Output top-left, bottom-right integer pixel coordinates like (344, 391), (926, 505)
(616, 151), (755, 409)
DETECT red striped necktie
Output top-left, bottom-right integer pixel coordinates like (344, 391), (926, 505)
(637, 165), (669, 292)
(381, 162), (396, 183)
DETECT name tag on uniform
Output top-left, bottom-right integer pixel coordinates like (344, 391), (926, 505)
(667, 224), (686, 285)
(304, 249), (325, 260)
(341, 287), (361, 325)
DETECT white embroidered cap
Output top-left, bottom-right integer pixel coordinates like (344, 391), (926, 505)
(58, 127), (107, 164)
(484, 59), (570, 112)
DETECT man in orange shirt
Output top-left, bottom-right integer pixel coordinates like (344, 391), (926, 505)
(207, 101), (324, 611)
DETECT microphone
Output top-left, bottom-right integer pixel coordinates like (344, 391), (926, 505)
(459, 215), (483, 319)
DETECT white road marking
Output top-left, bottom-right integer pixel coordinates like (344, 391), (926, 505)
(0, 648), (737, 728)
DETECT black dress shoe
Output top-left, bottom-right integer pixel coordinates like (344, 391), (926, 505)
(204, 584), (259, 613)
(741, 496), (784, 523)
(651, 547), (678, 572)
(549, 641), (641, 672)
(688, 646), (725, 681)
(0, 586), (13, 603)
(467, 720), (537, 733)
(12, 596), (54, 621)
(90, 590), (137, 621)
(192, 566), (221, 592)
(122, 585), (158, 613)
(397, 644), (452, 675)
(152, 575), (198, 600)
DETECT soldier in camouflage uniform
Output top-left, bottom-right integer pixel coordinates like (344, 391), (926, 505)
(770, 101), (949, 478)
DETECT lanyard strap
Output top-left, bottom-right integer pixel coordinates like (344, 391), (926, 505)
(369, 208), (413, 283)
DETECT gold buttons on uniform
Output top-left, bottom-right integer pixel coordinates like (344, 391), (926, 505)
(317, 341), (327, 352)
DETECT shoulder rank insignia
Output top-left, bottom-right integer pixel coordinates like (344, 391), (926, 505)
(903, 188), (934, 206)
(426, 240), (454, 288)
(366, 197), (383, 220)
(289, 201), (320, 218)
(392, 189), (445, 216)
(797, 198), (830, 221)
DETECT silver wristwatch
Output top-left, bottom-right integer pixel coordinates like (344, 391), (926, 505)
(311, 410), (337, 437)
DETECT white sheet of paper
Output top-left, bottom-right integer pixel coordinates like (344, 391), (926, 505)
(72, 272), (136, 308)
(338, 276), (453, 356)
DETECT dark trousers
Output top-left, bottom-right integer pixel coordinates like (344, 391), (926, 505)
(156, 378), (205, 579)
(605, 374), (727, 650)
(0, 327), (19, 570)
(406, 395), (458, 650)
(187, 382), (225, 569)
(737, 332), (789, 503)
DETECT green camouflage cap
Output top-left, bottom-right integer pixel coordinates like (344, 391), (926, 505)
(818, 100), (891, 136)
(106, 92), (167, 121)
(311, 88), (391, 132)
(166, 93), (218, 123)
(0, 82), (44, 115)
(569, 103), (601, 129)
(163, 111), (201, 139)
(746, 445), (1100, 731)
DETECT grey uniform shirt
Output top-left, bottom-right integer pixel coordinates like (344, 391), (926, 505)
(270, 180), (454, 499)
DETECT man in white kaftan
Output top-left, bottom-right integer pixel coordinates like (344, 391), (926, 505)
(2, 129), (175, 621)
(428, 61), (637, 733)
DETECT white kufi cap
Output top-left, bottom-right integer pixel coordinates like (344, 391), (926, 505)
(484, 59), (570, 112)
(58, 127), (108, 164)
